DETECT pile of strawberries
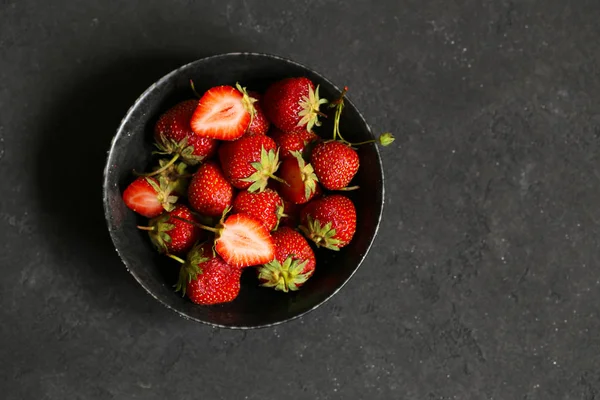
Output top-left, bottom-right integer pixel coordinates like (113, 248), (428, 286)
(122, 77), (393, 305)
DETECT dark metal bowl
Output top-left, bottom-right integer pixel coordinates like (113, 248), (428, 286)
(102, 53), (384, 329)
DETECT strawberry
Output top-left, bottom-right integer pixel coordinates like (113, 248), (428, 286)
(218, 134), (282, 192)
(246, 91), (270, 135)
(154, 99), (218, 165)
(138, 205), (202, 255)
(173, 242), (241, 305)
(191, 84), (256, 141)
(277, 151), (319, 204)
(299, 195), (356, 250)
(122, 176), (178, 218)
(270, 128), (319, 159)
(257, 227), (316, 292)
(232, 188), (284, 231)
(310, 141), (359, 190)
(188, 161), (234, 217)
(212, 213), (275, 268)
(262, 77), (328, 133)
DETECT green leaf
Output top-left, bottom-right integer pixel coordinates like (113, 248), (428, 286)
(301, 215), (342, 250)
(240, 146), (281, 193)
(297, 84), (328, 133)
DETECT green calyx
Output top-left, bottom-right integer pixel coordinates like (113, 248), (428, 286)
(142, 214), (176, 254)
(145, 176), (178, 212)
(235, 82), (258, 123)
(290, 151), (318, 201)
(154, 159), (190, 196)
(299, 215), (342, 251)
(154, 134), (205, 165)
(297, 84), (328, 133)
(173, 243), (209, 297)
(241, 146), (284, 193)
(258, 257), (311, 292)
(273, 202), (285, 231)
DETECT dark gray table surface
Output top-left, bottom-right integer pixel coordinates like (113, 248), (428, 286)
(2, 1), (600, 399)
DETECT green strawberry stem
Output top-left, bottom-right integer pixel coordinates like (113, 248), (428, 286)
(190, 79), (201, 98)
(331, 86), (349, 107)
(172, 215), (219, 234)
(135, 153), (180, 177)
(330, 86), (395, 147)
(136, 225), (155, 231)
(350, 133), (396, 146)
(270, 174), (289, 186)
(331, 88), (348, 143)
(337, 185), (360, 191)
(167, 254), (186, 264)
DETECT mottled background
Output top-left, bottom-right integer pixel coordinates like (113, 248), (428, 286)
(1, 0), (600, 399)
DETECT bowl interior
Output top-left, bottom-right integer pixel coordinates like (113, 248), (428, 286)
(103, 53), (384, 328)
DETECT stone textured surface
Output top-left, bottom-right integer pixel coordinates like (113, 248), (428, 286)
(1, 0), (600, 399)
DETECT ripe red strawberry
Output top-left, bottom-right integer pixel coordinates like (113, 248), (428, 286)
(218, 134), (282, 192)
(188, 161), (234, 217)
(154, 99), (218, 165)
(299, 195), (356, 250)
(123, 176), (178, 218)
(246, 91), (270, 136)
(257, 227), (316, 292)
(277, 151), (319, 204)
(270, 128), (319, 159)
(311, 141), (359, 190)
(213, 213), (275, 268)
(173, 242), (241, 305)
(138, 205), (202, 255)
(191, 84), (256, 141)
(232, 189), (284, 231)
(262, 77), (328, 133)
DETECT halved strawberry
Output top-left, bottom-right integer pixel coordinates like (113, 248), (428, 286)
(122, 176), (177, 218)
(214, 213), (275, 268)
(191, 84), (256, 141)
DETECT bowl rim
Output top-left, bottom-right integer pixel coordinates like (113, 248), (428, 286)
(102, 52), (385, 329)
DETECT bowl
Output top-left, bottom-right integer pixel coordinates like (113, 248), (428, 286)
(102, 52), (385, 328)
